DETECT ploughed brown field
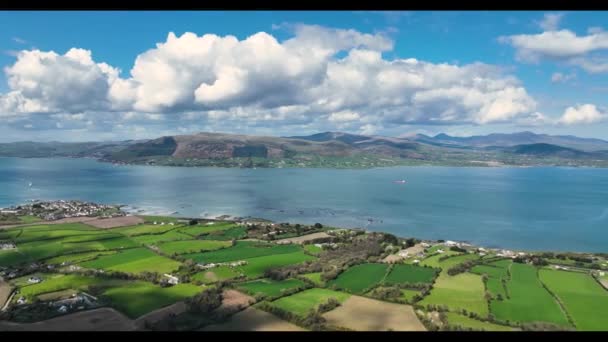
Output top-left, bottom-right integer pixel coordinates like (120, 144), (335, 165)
(214, 289), (255, 317)
(201, 307), (306, 331)
(275, 232), (331, 244)
(85, 216), (144, 229)
(0, 216), (100, 230)
(322, 295), (427, 331)
(0, 308), (135, 331)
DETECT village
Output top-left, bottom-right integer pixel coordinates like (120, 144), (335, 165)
(0, 200), (125, 222)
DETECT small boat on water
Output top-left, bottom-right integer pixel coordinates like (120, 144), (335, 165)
(393, 180), (406, 184)
(28, 182), (33, 188)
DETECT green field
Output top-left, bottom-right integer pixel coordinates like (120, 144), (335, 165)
(270, 288), (351, 316)
(183, 241), (301, 264)
(400, 289), (422, 302)
(45, 250), (118, 265)
(101, 281), (203, 318)
(199, 226), (247, 241)
(303, 244), (323, 255)
(80, 247), (182, 274)
(446, 312), (517, 331)
(301, 272), (323, 286)
(111, 224), (178, 237)
(490, 263), (569, 327)
(471, 264), (509, 279)
(192, 266), (242, 284)
(539, 269), (608, 331)
(0, 233), (138, 267)
(237, 278), (306, 298)
(16, 274), (101, 300)
(17, 215), (42, 224)
(384, 264), (438, 285)
(471, 261), (511, 299)
(156, 240), (232, 255)
(420, 272), (489, 316)
(178, 222), (240, 237)
(130, 229), (192, 245)
(238, 252), (316, 279)
(328, 263), (389, 294)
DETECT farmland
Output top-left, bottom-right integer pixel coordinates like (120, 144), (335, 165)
(101, 282), (203, 318)
(183, 241), (302, 264)
(80, 248), (182, 274)
(156, 240), (232, 255)
(445, 312), (517, 331)
(328, 263), (389, 294)
(490, 263), (569, 327)
(539, 269), (608, 331)
(238, 251), (316, 278)
(384, 264), (438, 285)
(270, 288), (351, 316)
(1, 205), (607, 331)
(237, 278), (306, 298)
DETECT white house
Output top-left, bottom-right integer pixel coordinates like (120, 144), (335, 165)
(398, 250), (409, 258)
(413, 259), (420, 264)
(598, 271), (605, 277)
(444, 240), (457, 247)
(28, 276), (42, 284)
(58, 305), (68, 313)
(16, 297), (26, 305)
(437, 249), (445, 254)
(420, 242), (430, 248)
(163, 274), (179, 285)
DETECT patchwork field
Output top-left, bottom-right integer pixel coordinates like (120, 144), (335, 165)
(156, 240), (232, 255)
(303, 244), (323, 255)
(80, 247), (182, 274)
(110, 224), (178, 237)
(471, 260), (511, 299)
(419, 272), (488, 316)
(101, 281), (203, 318)
(384, 264), (438, 285)
(45, 251), (118, 265)
(328, 263), (389, 294)
(178, 222), (239, 237)
(238, 251), (316, 278)
(192, 266), (242, 284)
(130, 230), (191, 245)
(322, 295), (426, 331)
(490, 263), (569, 327)
(270, 288), (351, 316)
(539, 269), (608, 331)
(15, 274), (103, 300)
(237, 278), (306, 298)
(445, 312), (518, 331)
(199, 226), (247, 241)
(184, 241), (302, 264)
(201, 307), (306, 331)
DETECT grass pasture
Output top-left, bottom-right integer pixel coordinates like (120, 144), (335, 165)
(45, 250), (118, 265)
(183, 241), (301, 264)
(446, 312), (518, 331)
(199, 226), (247, 241)
(178, 222), (239, 237)
(490, 263), (569, 327)
(130, 230), (191, 245)
(539, 269), (608, 331)
(16, 274), (101, 300)
(301, 272), (323, 286)
(111, 224), (178, 237)
(156, 240), (231, 255)
(237, 278), (306, 299)
(238, 252), (316, 279)
(303, 244), (323, 255)
(420, 272), (488, 317)
(328, 263), (389, 294)
(80, 247), (181, 274)
(101, 281), (203, 318)
(270, 288), (351, 316)
(384, 264), (438, 285)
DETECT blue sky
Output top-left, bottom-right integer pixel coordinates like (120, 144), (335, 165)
(1, 11), (607, 141)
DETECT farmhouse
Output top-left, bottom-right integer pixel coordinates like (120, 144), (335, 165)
(163, 274), (179, 285)
(28, 276), (42, 284)
(0, 242), (16, 250)
(420, 242), (430, 248)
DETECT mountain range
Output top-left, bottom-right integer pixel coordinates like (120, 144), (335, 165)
(1, 131), (607, 168)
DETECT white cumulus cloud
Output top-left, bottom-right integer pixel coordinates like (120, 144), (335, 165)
(558, 104), (606, 125)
